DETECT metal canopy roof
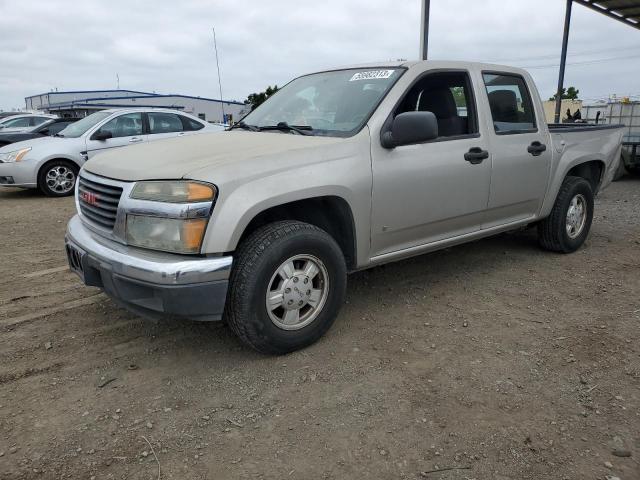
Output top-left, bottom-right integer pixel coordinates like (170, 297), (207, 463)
(574, 0), (640, 30)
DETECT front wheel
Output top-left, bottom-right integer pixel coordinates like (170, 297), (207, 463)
(38, 160), (78, 197)
(225, 221), (347, 354)
(538, 176), (594, 253)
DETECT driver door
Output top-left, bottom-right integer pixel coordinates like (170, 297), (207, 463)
(86, 112), (147, 159)
(370, 70), (492, 257)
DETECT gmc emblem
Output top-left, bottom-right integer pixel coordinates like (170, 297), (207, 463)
(81, 191), (98, 206)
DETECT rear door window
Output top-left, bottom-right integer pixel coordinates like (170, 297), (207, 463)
(483, 73), (536, 134)
(148, 112), (184, 134)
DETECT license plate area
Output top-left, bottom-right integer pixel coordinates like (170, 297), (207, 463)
(66, 244), (85, 280)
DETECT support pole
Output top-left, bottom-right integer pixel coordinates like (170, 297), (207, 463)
(420, 0), (430, 60)
(554, 0), (572, 123)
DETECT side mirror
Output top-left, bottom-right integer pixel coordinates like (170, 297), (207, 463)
(92, 130), (112, 141)
(381, 111), (438, 148)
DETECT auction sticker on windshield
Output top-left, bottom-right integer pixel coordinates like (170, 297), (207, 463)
(349, 70), (395, 81)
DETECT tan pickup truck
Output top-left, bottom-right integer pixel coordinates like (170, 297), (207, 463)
(65, 60), (624, 354)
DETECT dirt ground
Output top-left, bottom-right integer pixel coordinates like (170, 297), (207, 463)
(0, 178), (639, 480)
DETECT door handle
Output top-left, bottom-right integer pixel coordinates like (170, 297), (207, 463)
(527, 141), (547, 156)
(129, 137), (143, 143)
(464, 147), (489, 164)
(178, 132), (186, 136)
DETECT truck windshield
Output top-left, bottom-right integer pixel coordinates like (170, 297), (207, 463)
(241, 68), (405, 137)
(57, 111), (113, 138)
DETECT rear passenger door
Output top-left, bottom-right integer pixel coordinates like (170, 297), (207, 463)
(481, 72), (552, 227)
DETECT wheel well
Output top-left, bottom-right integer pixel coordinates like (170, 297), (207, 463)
(37, 158), (79, 184)
(238, 196), (357, 269)
(566, 160), (604, 193)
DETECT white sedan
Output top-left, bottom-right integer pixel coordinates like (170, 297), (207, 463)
(0, 108), (225, 196)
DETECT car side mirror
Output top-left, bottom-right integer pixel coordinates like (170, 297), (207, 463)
(92, 130), (112, 141)
(381, 111), (438, 148)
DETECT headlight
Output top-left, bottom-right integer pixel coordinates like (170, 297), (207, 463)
(130, 181), (216, 203)
(126, 215), (208, 254)
(0, 147), (31, 163)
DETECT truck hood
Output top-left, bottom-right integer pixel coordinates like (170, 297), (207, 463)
(83, 131), (346, 181)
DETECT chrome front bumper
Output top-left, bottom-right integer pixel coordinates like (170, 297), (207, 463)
(65, 215), (232, 321)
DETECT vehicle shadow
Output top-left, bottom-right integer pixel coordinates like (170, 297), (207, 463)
(0, 187), (44, 200)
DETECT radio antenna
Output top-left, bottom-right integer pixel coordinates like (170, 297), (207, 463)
(212, 27), (226, 123)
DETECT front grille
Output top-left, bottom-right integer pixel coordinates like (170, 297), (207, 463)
(78, 175), (123, 230)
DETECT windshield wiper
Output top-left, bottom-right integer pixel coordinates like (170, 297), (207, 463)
(259, 122), (313, 136)
(229, 121), (259, 132)
(54, 133), (65, 137)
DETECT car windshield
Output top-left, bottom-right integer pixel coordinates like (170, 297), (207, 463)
(241, 68), (404, 137)
(57, 112), (113, 138)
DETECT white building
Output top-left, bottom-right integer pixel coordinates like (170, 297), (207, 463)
(25, 89), (250, 124)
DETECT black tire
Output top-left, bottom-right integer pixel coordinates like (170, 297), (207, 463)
(225, 220), (347, 354)
(627, 165), (640, 177)
(38, 160), (78, 197)
(538, 176), (594, 253)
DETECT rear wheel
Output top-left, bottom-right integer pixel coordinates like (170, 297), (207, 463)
(38, 160), (78, 197)
(538, 176), (594, 253)
(225, 220), (347, 354)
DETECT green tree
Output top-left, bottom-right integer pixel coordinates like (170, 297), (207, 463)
(245, 85), (279, 110)
(549, 86), (580, 101)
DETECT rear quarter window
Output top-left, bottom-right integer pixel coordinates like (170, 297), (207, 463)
(180, 116), (205, 131)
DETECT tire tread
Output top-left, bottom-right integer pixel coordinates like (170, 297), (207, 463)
(225, 220), (343, 354)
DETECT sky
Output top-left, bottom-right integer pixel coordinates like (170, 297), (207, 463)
(1, 0), (639, 111)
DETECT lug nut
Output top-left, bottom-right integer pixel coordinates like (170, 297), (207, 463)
(293, 277), (299, 283)
(298, 300), (304, 306)
(288, 300), (294, 305)
(306, 290), (311, 295)
(303, 278), (308, 284)
(285, 288), (291, 294)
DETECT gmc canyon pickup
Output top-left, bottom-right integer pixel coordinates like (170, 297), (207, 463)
(65, 61), (624, 354)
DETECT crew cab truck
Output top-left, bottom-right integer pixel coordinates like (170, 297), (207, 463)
(65, 61), (624, 354)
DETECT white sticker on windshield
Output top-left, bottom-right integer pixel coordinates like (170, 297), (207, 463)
(349, 70), (395, 81)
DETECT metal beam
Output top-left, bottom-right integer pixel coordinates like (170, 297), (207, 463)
(555, 0), (573, 123)
(573, 0), (640, 29)
(420, 0), (430, 60)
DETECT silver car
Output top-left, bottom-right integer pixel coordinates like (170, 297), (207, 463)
(0, 113), (58, 133)
(0, 108), (224, 196)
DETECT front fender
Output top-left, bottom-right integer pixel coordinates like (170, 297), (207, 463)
(199, 160), (372, 266)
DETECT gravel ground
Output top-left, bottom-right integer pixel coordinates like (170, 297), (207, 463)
(0, 178), (639, 480)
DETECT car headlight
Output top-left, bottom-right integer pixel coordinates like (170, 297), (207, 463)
(0, 147), (31, 163)
(126, 215), (208, 254)
(130, 181), (216, 203)
(126, 181), (216, 254)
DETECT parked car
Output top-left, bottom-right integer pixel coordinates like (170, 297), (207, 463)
(0, 114), (57, 133)
(65, 61), (624, 354)
(0, 112), (22, 119)
(0, 118), (79, 147)
(0, 108), (224, 196)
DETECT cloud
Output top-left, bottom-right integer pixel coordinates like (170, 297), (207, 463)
(0, 0), (638, 110)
